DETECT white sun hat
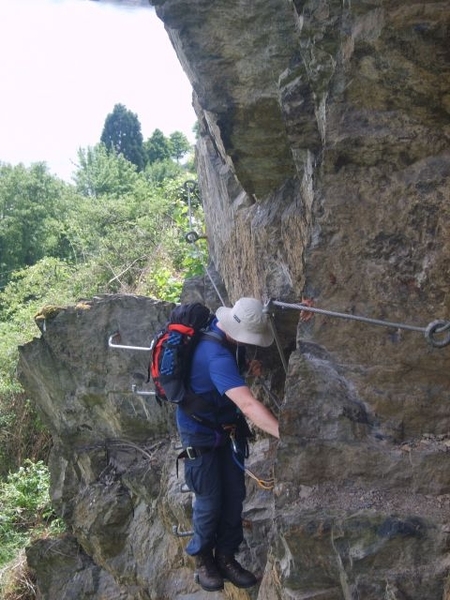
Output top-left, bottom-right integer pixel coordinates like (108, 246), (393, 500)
(216, 298), (274, 347)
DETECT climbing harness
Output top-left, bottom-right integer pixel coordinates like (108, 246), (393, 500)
(264, 299), (450, 353)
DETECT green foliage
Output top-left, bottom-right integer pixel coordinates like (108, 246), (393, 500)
(0, 258), (76, 390)
(0, 258), (77, 475)
(64, 155), (207, 297)
(100, 104), (145, 171)
(144, 158), (185, 183)
(169, 131), (191, 162)
(0, 389), (50, 481)
(144, 128), (193, 165)
(99, 104), (194, 173)
(0, 460), (64, 566)
(144, 128), (172, 164)
(0, 153), (206, 311)
(73, 143), (140, 198)
(0, 163), (72, 288)
(0, 258), (78, 323)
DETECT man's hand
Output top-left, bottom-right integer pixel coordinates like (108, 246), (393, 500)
(246, 359), (263, 378)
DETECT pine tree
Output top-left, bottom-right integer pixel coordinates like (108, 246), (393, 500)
(100, 104), (145, 171)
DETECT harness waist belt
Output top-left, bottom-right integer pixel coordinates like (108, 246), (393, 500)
(178, 446), (215, 460)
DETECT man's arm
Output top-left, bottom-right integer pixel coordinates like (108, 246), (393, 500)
(226, 386), (279, 439)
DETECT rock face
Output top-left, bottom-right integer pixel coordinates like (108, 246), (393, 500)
(18, 1), (450, 599)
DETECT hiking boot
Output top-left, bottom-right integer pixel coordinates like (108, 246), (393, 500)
(215, 553), (258, 588)
(194, 552), (224, 592)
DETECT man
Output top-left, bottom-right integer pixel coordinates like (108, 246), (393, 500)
(176, 297), (280, 592)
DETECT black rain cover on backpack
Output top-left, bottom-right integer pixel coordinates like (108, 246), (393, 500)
(149, 303), (213, 404)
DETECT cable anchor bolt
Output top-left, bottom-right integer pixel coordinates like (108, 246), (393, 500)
(424, 320), (450, 348)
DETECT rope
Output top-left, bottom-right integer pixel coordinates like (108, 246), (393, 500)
(265, 299), (450, 349)
(230, 444), (275, 490)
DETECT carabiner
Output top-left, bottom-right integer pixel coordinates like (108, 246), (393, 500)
(229, 429), (238, 454)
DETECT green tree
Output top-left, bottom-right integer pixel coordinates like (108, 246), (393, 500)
(0, 162), (70, 288)
(74, 144), (139, 198)
(144, 158), (185, 184)
(100, 104), (145, 170)
(144, 128), (172, 164)
(169, 131), (191, 162)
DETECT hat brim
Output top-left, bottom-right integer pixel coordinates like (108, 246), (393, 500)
(216, 306), (274, 347)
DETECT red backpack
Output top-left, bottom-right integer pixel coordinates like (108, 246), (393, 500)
(149, 303), (213, 404)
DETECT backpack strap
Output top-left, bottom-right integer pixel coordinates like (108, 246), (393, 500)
(180, 330), (235, 431)
(200, 330), (226, 344)
(202, 331), (247, 374)
(181, 392), (224, 432)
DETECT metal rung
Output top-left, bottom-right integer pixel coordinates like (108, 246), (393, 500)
(131, 384), (155, 397)
(108, 333), (151, 352)
(172, 524), (194, 537)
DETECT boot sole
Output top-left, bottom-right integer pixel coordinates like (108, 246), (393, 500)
(194, 572), (224, 592)
(216, 569), (258, 589)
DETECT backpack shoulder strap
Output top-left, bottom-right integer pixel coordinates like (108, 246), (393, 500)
(179, 331), (229, 431)
(181, 391), (223, 432)
(200, 330), (226, 344)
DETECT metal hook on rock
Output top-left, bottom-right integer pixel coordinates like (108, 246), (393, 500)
(185, 230), (207, 244)
(183, 180), (198, 195)
(424, 320), (450, 348)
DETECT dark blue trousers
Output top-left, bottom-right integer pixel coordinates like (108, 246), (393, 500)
(183, 442), (246, 556)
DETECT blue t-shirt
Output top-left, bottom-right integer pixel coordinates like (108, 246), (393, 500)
(176, 319), (246, 446)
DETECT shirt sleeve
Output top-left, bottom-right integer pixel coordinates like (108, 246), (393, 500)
(208, 348), (246, 395)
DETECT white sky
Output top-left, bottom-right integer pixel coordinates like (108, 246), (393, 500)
(0, 0), (197, 181)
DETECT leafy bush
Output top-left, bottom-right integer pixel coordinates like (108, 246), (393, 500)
(0, 460), (64, 567)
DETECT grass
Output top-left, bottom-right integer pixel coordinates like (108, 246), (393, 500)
(0, 551), (37, 600)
